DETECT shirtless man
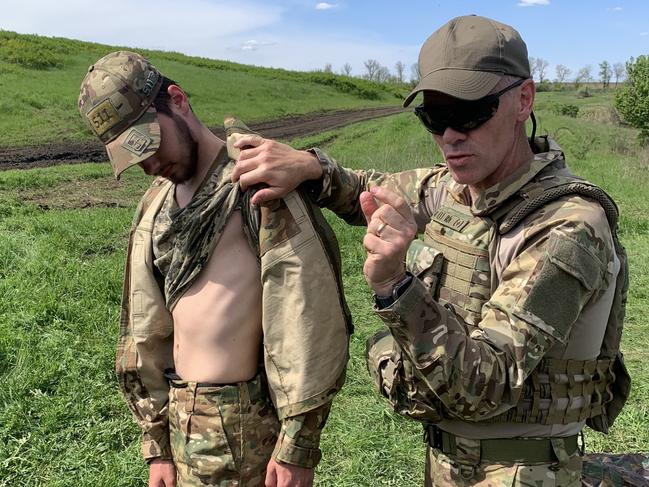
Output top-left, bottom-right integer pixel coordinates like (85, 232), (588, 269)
(78, 51), (350, 487)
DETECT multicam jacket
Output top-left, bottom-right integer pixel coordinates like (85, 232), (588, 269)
(310, 137), (629, 440)
(116, 146), (351, 467)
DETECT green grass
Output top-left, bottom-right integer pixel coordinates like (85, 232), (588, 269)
(0, 31), (404, 148)
(0, 90), (648, 486)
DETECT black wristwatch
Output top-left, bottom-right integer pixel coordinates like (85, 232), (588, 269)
(374, 273), (414, 309)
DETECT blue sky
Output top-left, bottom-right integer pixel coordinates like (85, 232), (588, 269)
(2, 0), (647, 80)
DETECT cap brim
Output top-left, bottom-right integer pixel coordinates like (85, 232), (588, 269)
(403, 69), (502, 107)
(105, 107), (161, 178)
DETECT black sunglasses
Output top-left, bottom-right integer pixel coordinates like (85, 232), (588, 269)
(413, 78), (527, 136)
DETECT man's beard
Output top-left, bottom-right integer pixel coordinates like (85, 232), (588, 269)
(168, 113), (199, 184)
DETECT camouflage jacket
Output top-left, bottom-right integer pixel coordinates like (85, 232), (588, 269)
(309, 137), (625, 439)
(116, 151), (351, 467)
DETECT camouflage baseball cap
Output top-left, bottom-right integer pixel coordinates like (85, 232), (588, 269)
(78, 51), (164, 178)
(403, 15), (530, 107)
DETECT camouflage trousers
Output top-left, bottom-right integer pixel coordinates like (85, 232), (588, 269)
(167, 371), (280, 487)
(424, 443), (582, 487)
(366, 330), (583, 486)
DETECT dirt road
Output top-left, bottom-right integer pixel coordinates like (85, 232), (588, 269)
(0, 106), (406, 170)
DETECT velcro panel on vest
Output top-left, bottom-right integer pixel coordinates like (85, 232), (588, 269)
(431, 231), (491, 326)
(516, 231), (603, 342)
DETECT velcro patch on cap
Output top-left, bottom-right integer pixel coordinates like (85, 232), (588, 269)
(122, 128), (152, 156)
(142, 70), (159, 96)
(87, 99), (121, 137)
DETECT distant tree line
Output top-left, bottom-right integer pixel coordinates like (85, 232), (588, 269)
(528, 56), (626, 90)
(316, 57), (629, 90)
(315, 59), (419, 85)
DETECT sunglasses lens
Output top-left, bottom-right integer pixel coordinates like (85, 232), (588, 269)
(414, 107), (446, 135)
(414, 96), (500, 135)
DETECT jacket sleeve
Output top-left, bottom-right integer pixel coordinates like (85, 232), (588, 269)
(375, 200), (615, 421)
(272, 393), (335, 468)
(116, 185), (175, 462)
(305, 148), (445, 232)
(258, 190), (350, 467)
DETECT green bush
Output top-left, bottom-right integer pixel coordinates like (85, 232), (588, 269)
(550, 103), (579, 118)
(615, 55), (649, 145)
(0, 32), (67, 69)
(637, 129), (649, 147)
(577, 86), (592, 98)
(536, 81), (554, 92)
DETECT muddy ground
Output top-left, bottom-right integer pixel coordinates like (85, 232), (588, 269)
(0, 106), (405, 170)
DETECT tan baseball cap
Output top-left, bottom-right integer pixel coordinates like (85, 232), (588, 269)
(404, 15), (530, 107)
(78, 51), (164, 178)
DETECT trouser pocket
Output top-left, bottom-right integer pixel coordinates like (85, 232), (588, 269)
(168, 373), (280, 486)
(169, 383), (238, 483)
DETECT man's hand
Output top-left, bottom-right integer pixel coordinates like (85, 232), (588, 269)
(265, 458), (314, 487)
(148, 459), (176, 487)
(230, 135), (323, 205)
(360, 186), (417, 296)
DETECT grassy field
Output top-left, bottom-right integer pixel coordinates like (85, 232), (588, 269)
(0, 31), (403, 148)
(0, 47), (648, 485)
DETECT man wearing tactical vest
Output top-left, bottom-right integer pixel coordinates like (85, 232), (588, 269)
(78, 51), (351, 487)
(229, 15), (631, 487)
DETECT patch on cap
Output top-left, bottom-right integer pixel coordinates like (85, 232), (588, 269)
(122, 128), (153, 156)
(142, 70), (160, 96)
(86, 99), (121, 138)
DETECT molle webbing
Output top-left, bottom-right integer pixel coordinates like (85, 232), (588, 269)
(425, 195), (494, 327)
(498, 182), (619, 234)
(480, 357), (617, 425)
(433, 232), (491, 326)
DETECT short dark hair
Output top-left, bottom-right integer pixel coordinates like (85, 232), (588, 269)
(152, 76), (182, 116)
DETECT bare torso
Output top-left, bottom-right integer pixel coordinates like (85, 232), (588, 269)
(171, 210), (263, 383)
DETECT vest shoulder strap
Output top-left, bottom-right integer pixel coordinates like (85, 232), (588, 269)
(498, 180), (620, 235)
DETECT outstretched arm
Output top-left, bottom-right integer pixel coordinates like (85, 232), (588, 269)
(231, 135), (323, 205)
(231, 134), (441, 229)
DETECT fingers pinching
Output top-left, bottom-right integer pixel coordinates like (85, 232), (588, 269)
(233, 134), (265, 149)
(369, 186), (413, 222)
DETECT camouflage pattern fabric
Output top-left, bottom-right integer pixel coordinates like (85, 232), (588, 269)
(152, 147), (240, 310)
(116, 118), (350, 468)
(309, 137), (630, 486)
(425, 447), (582, 487)
(582, 453), (649, 487)
(168, 372), (280, 486)
(272, 399), (334, 469)
(78, 51), (164, 178)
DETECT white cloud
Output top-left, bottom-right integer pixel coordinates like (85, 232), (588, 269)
(607, 6), (622, 11)
(641, 32), (649, 36)
(1, 0), (283, 53)
(238, 40), (277, 52)
(0, 0), (418, 74)
(315, 2), (337, 10)
(517, 0), (550, 7)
